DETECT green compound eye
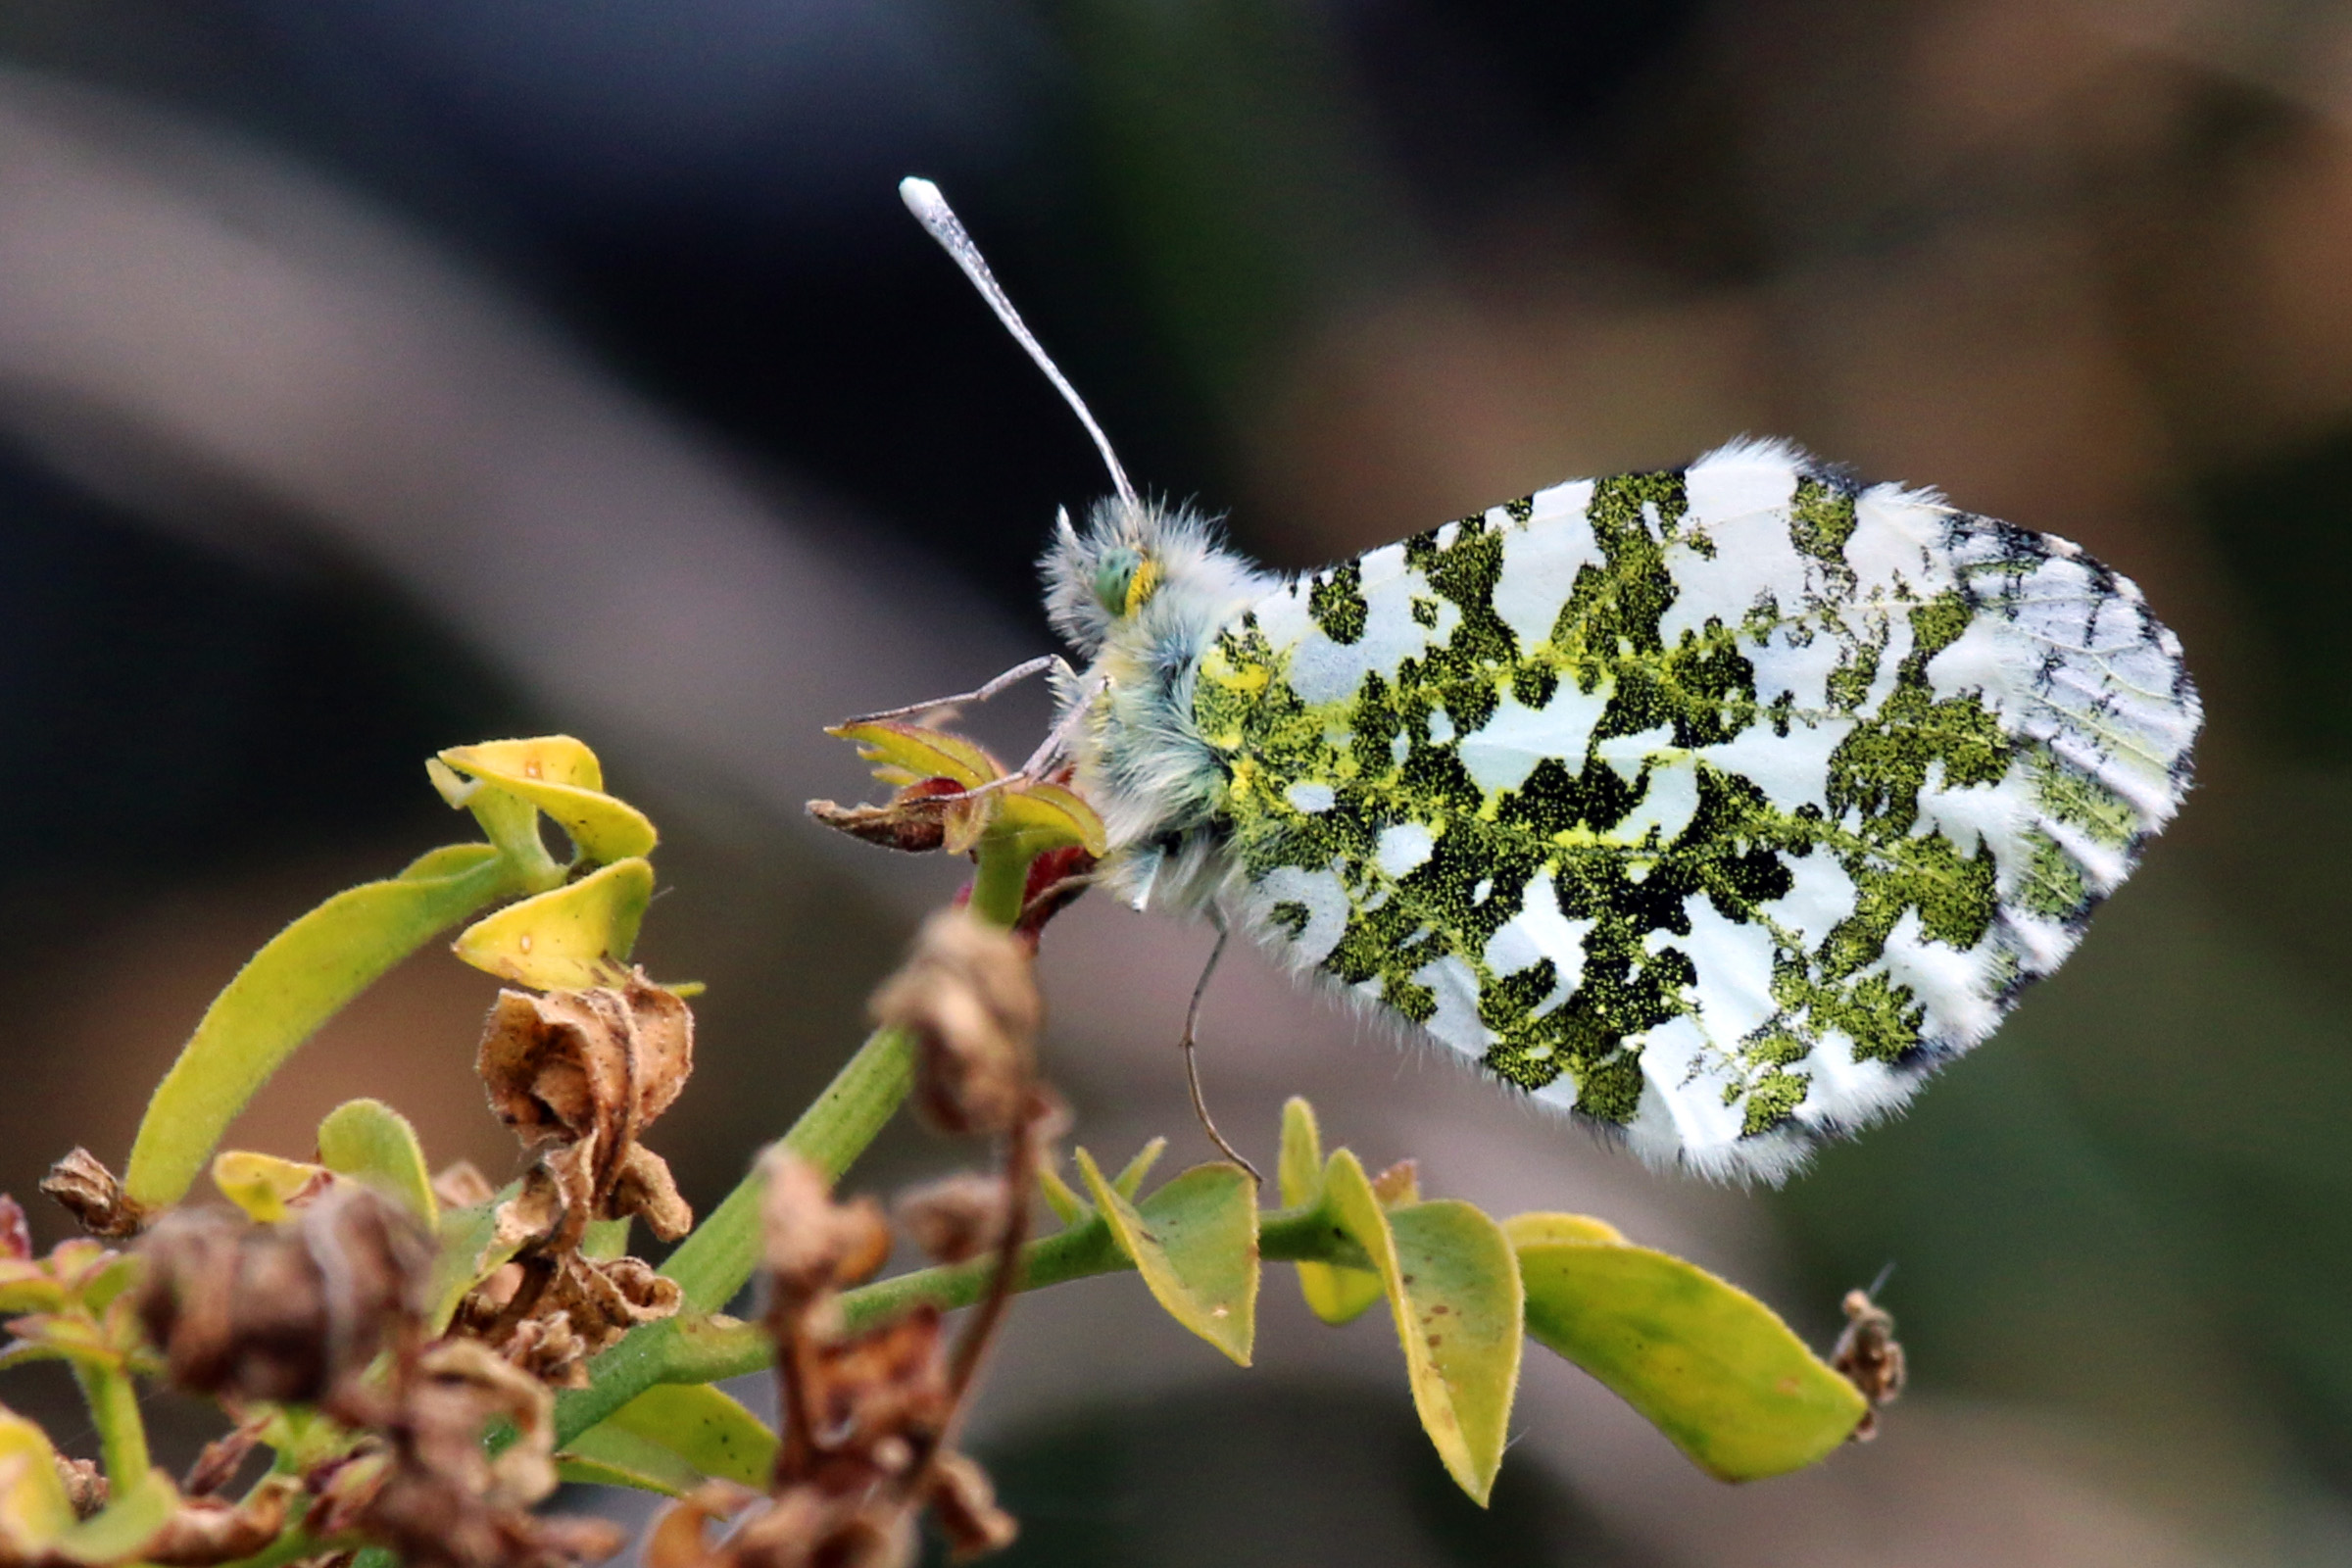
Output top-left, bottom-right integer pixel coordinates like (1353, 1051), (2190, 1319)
(1093, 548), (1144, 616)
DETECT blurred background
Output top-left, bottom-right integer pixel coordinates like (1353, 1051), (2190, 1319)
(0, 0), (2347, 1562)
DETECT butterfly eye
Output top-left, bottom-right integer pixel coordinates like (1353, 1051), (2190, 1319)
(1093, 548), (1144, 616)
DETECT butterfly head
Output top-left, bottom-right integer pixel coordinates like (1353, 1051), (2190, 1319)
(1042, 495), (1267, 662)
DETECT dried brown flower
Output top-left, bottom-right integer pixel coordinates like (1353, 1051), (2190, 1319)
(477, 975), (695, 1247)
(39, 1150), (147, 1240)
(868, 912), (1040, 1137)
(892, 1176), (1009, 1266)
(143, 1475), (303, 1566)
(344, 1340), (627, 1568)
(133, 1186), (431, 1414)
(1831, 1288), (1906, 1441)
(455, 1251), (682, 1390)
(925, 1451), (1017, 1561)
(456, 975), (696, 1384)
(182, 1417), (268, 1499)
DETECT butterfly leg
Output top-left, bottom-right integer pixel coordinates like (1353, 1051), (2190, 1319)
(930, 669), (1104, 805)
(1181, 910), (1262, 1183)
(845, 654), (1072, 725)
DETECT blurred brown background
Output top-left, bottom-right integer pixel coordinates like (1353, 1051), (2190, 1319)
(0, 1), (2348, 1563)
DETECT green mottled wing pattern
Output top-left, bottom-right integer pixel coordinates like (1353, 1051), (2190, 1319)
(1189, 440), (2198, 1181)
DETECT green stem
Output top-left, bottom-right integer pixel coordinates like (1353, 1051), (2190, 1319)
(967, 836), (1033, 929)
(73, 1360), (150, 1485)
(659, 1024), (918, 1315)
(591, 1200), (1369, 1394)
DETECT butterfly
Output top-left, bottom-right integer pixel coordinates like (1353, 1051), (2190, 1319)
(894, 178), (2201, 1184)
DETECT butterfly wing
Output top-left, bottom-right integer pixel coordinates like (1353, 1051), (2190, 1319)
(1190, 439), (2199, 1181)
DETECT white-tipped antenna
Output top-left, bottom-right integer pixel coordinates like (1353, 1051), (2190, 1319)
(900, 175), (1137, 509)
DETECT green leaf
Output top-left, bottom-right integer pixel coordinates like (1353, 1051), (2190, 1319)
(592, 1384), (778, 1490)
(316, 1099), (439, 1226)
(210, 1152), (328, 1223)
(1277, 1099), (1381, 1326)
(122, 843), (517, 1209)
(1073, 1149), (1257, 1366)
(1506, 1212), (1865, 1481)
(1325, 1151), (1521, 1505)
(453, 858), (655, 990)
(438, 738), (659, 865)
(52, 1467), (176, 1565)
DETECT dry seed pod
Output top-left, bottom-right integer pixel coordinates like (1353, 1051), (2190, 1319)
(894, 1174), (1011, 1265)
(868, 911), (1041, 1137)
(40, 1149), (147, 1239)
(134, 1186), (430, 1409)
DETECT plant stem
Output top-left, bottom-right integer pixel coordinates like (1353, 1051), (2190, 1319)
(967, 836), (1033, 928)
(623, 1200), (1369, 1391)
(73, 1360), (150, 1486)
(658, 1024), (917, 1316)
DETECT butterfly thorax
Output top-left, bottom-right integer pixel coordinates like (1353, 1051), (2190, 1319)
(1042, 496), (1281, 907)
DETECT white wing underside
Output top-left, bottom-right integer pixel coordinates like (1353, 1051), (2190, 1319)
(1206, 440), (2199, 1183)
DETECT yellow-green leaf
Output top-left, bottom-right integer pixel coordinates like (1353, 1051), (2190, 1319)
(0, 1404), (74, 1552)
(592, 1384), (778, 1490)
(1326, 1151), (1521, 1504)
(1037, 1162), (1088, 1228)
(1505, 1212), (1625, 1248)
(827, 721), (1001, 790)
(53, 1467), (177, 1565)
(211, 1152), (329, 1224)
(1506, 1213), (1865, 1481)
(1073, 1149), (1256, 1366)
(1111, 1138), (1166, 1200)
(1277, 1100), (1381, 1326)
(991, 780), (1109, 858)
(123, 842), (518, 1209)
(439, 738), (658, 865)
(316, 1100), (438, 1226)
(454, 858), (655, 989)
(556, 1441), (699, 1497)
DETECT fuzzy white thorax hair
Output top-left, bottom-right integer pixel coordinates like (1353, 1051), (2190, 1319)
(1042, 495), (1281, 903)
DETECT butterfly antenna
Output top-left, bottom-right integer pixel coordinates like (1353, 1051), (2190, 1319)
(1865, 1259), (1898, 1298)
(900, 175), (1138, 510)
